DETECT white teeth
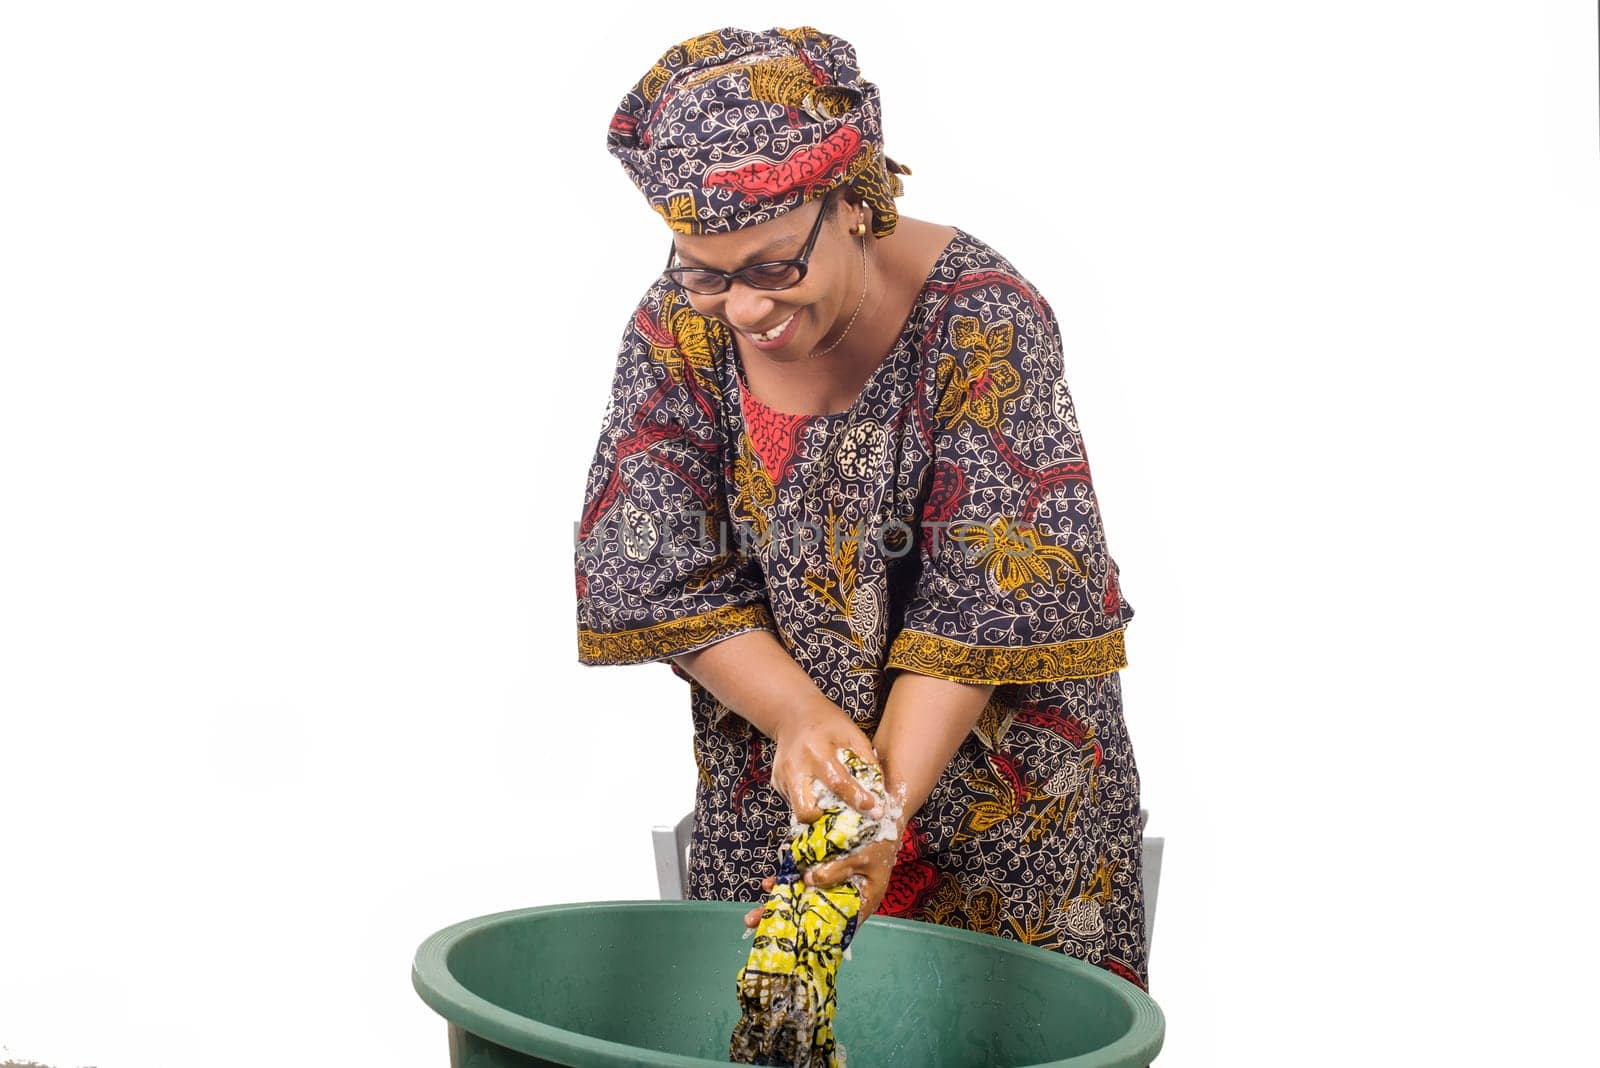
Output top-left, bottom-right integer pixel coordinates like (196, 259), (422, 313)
(751, 314), (795, 342)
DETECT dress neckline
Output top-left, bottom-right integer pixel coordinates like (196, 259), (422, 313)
(734, 228), (967, 422)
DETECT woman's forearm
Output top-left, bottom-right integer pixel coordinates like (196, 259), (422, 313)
(670, 629), (836, 742)
(673, 629), (885, 819)
(873, 670), (996, 820)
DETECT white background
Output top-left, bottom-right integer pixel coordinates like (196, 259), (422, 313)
(2, 2), (1595, 1065)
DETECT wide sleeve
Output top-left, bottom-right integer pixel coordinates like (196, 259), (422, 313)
(574, 278), (775, 666)
(885, 271), (1136, 684)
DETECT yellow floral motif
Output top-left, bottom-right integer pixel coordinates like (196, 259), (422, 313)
(935, 313), (1023, 432)
(642, 33), (732, 100)
(802, 506), (866, 646)
(773, 26), (830, 51)
(1082, 852), (1120, 907)
(966, 885), (1003, 934)
(652, 194), (700, 235)
(645, 290), (730, 395)
(745, 55), (855, 119)
(924, 878), (1003, 936)
(680, 31), (731, 62)
(950, 516), (1085, 601)
(674, 32), (850, 124)
(845, 141), (907, 199)
(922, 875), (961, 925)
(1024, 734), (1101, 846)
(730, 432), (776, 543)
(1005, 893), (1063, 948)
(638, 60), (673, 103)
(953, 758), (1030, 844)
(971, 693), (1018, 751)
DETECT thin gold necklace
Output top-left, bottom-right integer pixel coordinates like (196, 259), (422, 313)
(799, 238), (880, 519)
(807, 234), (869, 360)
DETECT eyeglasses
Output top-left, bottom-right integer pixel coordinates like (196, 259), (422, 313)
(662, 189), (833, 295)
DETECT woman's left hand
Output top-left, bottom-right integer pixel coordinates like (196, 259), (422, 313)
(740, 840), (900, 929)
(807, 838), (899, 922)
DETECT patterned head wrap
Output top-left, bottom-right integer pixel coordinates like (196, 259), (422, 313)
(606, 26), (912, 239)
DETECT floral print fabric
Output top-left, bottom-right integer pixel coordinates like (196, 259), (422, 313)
(606, 25), (912, 238)
(575, 228), (1148, 990)
(730, 748), (889, 1067)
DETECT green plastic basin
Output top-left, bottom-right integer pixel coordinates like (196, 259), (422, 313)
(412, 900), (1164, 1067)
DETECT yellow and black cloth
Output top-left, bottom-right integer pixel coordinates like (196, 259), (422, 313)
(729, 749), (889, 1068)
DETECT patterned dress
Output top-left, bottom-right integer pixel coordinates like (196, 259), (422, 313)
(575, 228), (1148, 990)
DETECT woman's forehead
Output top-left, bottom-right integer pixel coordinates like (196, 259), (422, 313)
(672, 201), (819, 267)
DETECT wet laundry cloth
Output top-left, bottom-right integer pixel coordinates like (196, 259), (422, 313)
(730, 748), (891, 1067)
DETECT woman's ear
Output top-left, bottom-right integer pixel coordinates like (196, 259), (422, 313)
(834, 187), (868, 229)
(829, 186), (873, 240)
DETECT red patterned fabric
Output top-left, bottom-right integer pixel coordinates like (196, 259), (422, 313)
(738, 378), (815, 485)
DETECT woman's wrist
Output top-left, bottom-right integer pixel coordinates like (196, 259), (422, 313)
(872, 672), (996, 821)
(768, 692), (853, 745)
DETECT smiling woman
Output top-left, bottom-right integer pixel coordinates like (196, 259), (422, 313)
(575, 23), (1149, 1023)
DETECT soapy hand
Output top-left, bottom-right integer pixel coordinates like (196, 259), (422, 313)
(742, 839), (900, 930)
(769, 700), (884, 824)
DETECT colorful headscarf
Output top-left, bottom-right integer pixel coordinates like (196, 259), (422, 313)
(606, 26), (912, 238)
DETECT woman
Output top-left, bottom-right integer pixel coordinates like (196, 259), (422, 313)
(576, 25), (1148, 991)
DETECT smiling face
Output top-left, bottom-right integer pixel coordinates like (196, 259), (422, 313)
(670, 190), (869, 361)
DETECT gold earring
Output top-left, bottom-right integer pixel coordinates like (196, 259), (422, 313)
(850, 217), (867, 237)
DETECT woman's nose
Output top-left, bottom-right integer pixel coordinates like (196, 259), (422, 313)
(721, 282), (778, 331)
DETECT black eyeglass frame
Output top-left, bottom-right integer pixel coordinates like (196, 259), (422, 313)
(662, 189), (835, 295)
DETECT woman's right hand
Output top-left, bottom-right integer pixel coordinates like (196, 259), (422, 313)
(744, 877), (776, 929)
(769, 698), (884, 824)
